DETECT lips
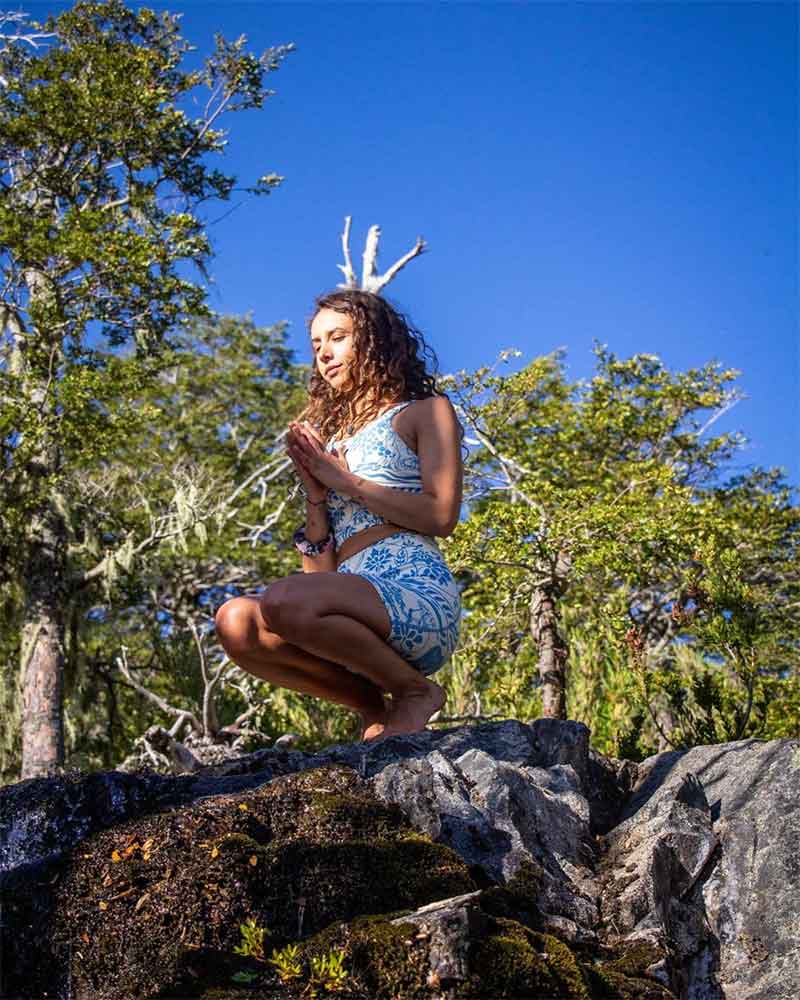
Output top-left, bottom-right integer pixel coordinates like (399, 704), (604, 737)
(326, 364), (343, 376)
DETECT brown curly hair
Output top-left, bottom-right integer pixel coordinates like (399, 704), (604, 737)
(296, 289), (446, 443)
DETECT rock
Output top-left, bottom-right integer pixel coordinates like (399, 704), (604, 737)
(599, 769), (720, 996)
(389, 890), (486, 982)
(615, 738), (800, 1000)
(0, 720), (797, 999)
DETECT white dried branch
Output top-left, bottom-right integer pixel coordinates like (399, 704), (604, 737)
(337, 215), (356, 287)
(187, 618), (231, 736)
(456, 407), (541, 511)
(0, 12), (56, 54)
(336, 216), (426, 294)
(228, 703), (263, 729)
(236, 495), (291, 547)
(167, 711), (197, 741)
(220, 449), (291, 510)
(115, 646), (203, 735)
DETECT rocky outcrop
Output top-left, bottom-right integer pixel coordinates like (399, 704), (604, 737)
(1, 720), (797, 999)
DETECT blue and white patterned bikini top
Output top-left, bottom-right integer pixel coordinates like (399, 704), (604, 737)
(324, 400), (425, 548)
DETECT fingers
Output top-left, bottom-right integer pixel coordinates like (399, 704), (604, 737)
(300, 420), (324, 445)
(286, 445), (303, 471)
(288, 423), (322, 454)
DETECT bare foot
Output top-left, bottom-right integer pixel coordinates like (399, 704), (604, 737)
(359, 695), (391, 741)
(379, 679), (446, 738)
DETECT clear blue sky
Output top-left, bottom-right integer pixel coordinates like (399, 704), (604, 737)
(32, 1), (799, 493)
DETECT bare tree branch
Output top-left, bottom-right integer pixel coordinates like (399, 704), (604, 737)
(335, 215), (426, 294)
(114, 646), (203, 735)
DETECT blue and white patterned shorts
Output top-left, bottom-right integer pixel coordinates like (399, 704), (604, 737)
(337, 532), (462, 676)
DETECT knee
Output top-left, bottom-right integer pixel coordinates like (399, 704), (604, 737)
(214, 597), (260, 653)
(259, 579), (316, 641)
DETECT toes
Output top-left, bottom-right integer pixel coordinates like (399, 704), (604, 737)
(362, 722), (386, 741)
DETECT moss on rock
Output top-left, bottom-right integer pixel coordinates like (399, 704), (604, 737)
(10, 763), (678, 1000)
(464, 917), (590, 998)
(291, 914), (432, 999)
(41, 765), (474, 999)
(477, 858), (546, 931)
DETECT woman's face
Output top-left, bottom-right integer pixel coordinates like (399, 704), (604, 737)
(310, 308), (357, 390)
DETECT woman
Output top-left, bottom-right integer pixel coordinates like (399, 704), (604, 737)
(215, 289), (464, 742)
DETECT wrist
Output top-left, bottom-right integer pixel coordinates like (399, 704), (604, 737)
(299, 484), (328, 505)
(294, 527), (334, 557)
(334, 470), (355, 495)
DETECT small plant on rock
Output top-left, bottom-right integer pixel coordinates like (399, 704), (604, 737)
(233, 915), (270, 962)
(307, 947), (349, 995)
(268, 942), (303, 985)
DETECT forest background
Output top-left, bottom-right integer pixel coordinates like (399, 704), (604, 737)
(1, 1), (797, 783)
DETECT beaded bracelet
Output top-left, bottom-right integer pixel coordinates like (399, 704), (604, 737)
(293, 528), (335, 557)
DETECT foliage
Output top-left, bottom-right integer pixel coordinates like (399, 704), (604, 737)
(263, 940), (349, 995)
(267, 942), (303, 984)
(0, 0), (296, 779)
(233, 915), (270, 962)
(58, 314), (311, 772)
(308, 947), (349, 995)
(2, 1), (796, 771)
(439, 343), (799, 751)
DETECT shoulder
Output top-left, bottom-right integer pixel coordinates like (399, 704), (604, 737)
(406, 394), (458, 423)
(400, 395), (461, 446)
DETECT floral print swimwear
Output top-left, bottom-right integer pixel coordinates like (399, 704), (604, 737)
(327, 401), (461, 675)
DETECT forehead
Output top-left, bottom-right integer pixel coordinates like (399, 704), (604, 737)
(310, 309), (353, 339)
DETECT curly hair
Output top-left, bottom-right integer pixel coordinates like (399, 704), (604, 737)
(296, 289), (447, 443)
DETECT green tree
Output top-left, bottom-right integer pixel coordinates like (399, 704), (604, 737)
(56, 313), (311, 774)
(0, 2), (295, 779)
(439, 344), (799, 747)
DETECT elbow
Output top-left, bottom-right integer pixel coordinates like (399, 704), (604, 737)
(423, 493), (460, 538)
(432, 512), (460, 538)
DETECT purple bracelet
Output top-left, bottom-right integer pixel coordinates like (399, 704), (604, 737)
(293, 528), (335, 557)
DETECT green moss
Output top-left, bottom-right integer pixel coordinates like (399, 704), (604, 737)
(586, 941), (674, 999)
(537, 932), (590, 998)
(584, 966), (673, 999)
(22, 763), (677, 1000)
(465, 918), (582, 997)
(467, 917), (672, 1000)
(603, 940), (666, 978)
(44, 764), (474, 999)
(478, 858), (545, 931)
(291, 914), (431, 998)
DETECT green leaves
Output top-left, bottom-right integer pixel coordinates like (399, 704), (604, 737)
(1, 1), (295, 350)
(443, 342), (799, 748)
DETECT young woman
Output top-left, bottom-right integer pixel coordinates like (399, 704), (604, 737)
(215, 289), (464, 742)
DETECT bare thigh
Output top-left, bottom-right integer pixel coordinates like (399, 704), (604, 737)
(258, 571), (392, 643)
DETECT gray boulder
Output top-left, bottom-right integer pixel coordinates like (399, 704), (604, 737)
(1, 720), (797, 999)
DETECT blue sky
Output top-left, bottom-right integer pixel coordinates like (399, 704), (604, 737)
(31, 1), (799, 494)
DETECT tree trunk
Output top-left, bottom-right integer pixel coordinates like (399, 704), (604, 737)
(530, 588), (569, 718)
(19, 495), (67, 779)
(656, 707), (678, 751)
(529, 547), (572, 720)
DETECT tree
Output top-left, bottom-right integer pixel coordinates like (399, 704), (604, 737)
(0, 1), (295, 778)
(58, 313), (309, 774)
(440, 344), (799, 743)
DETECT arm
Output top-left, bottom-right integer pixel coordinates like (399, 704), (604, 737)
(344, 396), (463, 538)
